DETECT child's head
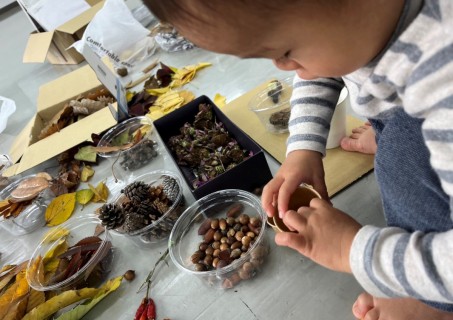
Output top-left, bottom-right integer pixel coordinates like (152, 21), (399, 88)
(145, 0), (404, 79)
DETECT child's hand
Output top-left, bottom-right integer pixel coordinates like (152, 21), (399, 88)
(275, 198), (362, 273)
(262, 149), (328, 218)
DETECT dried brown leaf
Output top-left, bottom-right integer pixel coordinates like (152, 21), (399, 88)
(38, 106), (74, 140)
(10, 177), (49, 202)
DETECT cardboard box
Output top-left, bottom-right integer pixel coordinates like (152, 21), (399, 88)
(22, 0), (104, 65)
(154, 96), (273, 200)
(5, 64), (117, 177)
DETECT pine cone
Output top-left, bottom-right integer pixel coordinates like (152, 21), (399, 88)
(98, 203), (125, 229)
(123, 212), (148, 233)
(152, 198), (170, 215)
(162, 175), (180, 202)
(122, 181), (150, 202)
(136, 198), (161, 220)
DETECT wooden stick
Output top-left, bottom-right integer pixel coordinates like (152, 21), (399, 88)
(142, 59), (159, 74)
(125, 72), (153, 89)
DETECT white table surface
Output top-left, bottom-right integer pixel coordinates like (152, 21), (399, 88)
(0, 47), (385, 320)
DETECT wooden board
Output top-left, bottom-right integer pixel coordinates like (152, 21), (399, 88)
(220, 82), (375, 196)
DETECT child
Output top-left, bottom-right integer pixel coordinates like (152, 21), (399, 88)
(143, 1), (453, 319)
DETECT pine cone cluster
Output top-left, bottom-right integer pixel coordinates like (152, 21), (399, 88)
(98, 175), (182, 235)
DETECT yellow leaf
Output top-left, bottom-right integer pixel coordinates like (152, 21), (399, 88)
(0, 270), (29, 319)
(45, 193), (76, 227)
(88, 182), (109, 203)
(147, 109), (165, 120)
(43, 239), (68, 273)
(126, 90), (135, 102)
(145, 87), (170, 96)
(75, 189), (94, 205)
(170, 62), (212, 88)
(179, 90), (195, 104)
(26, 289), (45, 313)
(214, 93), (227, 108)
(80, 166), (95, 182)
(42, 228), (69, 243)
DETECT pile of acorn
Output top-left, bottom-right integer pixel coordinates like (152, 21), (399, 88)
(191, 203), (268, 288)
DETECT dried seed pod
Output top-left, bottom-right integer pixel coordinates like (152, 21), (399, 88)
(204, 228), (215, 242)
(210, 219), (219, 229)
(198, 219), (212, 235)
(226, 203), (244, 218)
(191, 251), (205, 264)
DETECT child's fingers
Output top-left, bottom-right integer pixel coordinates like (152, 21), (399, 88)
(262, 177), (283, 217)
(275, 231), (307, 254)
(283, 209), (308, 232)
(277, 178), (301, 218)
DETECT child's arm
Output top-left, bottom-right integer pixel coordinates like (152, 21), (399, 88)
(262, 76), (344, 217)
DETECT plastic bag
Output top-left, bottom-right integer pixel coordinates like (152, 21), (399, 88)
(0, 96), (16, 134)
(73, 0), (156, 72)
(153, 24), (195, 52)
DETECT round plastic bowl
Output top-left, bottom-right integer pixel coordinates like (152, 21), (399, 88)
(26, 215), (114, 292)
(248, 77), (293, 134)
(169, 189), (269, 289)
(0, 174), (52, 235)
(112, 170), (186, 247)
(97, 116), (159, 172)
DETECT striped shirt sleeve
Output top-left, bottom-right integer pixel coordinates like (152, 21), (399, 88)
(350, 0), (453, 303)
(286, 76), (344, 157)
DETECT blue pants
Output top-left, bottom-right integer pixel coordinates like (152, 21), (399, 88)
(370, 108), (453, 312)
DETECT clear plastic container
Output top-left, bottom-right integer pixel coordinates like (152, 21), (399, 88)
(97, 116), (160, 193)
(26, 215), (114, 292)
(0, 174), (53, 235)
(169, 189), (269, 289)
(248, 77), (293, 134)
(112, 170), (186, 247)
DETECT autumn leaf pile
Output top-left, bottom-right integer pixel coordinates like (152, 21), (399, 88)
(127, 62), (211, 120)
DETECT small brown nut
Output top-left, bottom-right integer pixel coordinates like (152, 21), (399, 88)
(123, 270), (135, 281)
(238, 268), (252, 280)
(199, 242), (209, 251)
(212, 257), (220, 268)
(222, 273), (241, 289)
(212, 241), (221, 250)
(194, 263), (206, 271)
(246, 231), (256, 239)
(220, 236), (228, 244)
(116, 67), (128, 77)
(205, 246), (214, 256)
(242, 261), (255, 273)
(226, 217), (235, 226)
(211, 219), (219, 230)
(226, 203), (244, 218)
(219, 250), (231, 261)
(191, 250), (205, 263)
(213, 231), (222, 241)
(219, 219), (227, 230)
(204, 228), (216, 242)
(213, 249), (220, 257)
(227, 236), (235, 245)
(231, 241), (242, 250)
(233, 223), (242, 232)
(235, 231), (244, 242)
(241, 245), (249, 252)
(238, 214), (250, 225)
(198, 219), (212, 235)
(230, 248), (242, 259)
(251, 245), (268, 259)
(220, 243), (229, 251)
(249, 217), (261, 227)
(241, 225), (250, 233)
(241, 236), (252, 247)
(204, 255), (213, 266)
(227, 229), (236, 237)
(217, 259), (229, 269)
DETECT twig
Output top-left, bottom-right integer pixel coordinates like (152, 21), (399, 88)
(111, 153), (121, 183)
(142, 59), (159, 74)
(137, 248), (170, 295)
